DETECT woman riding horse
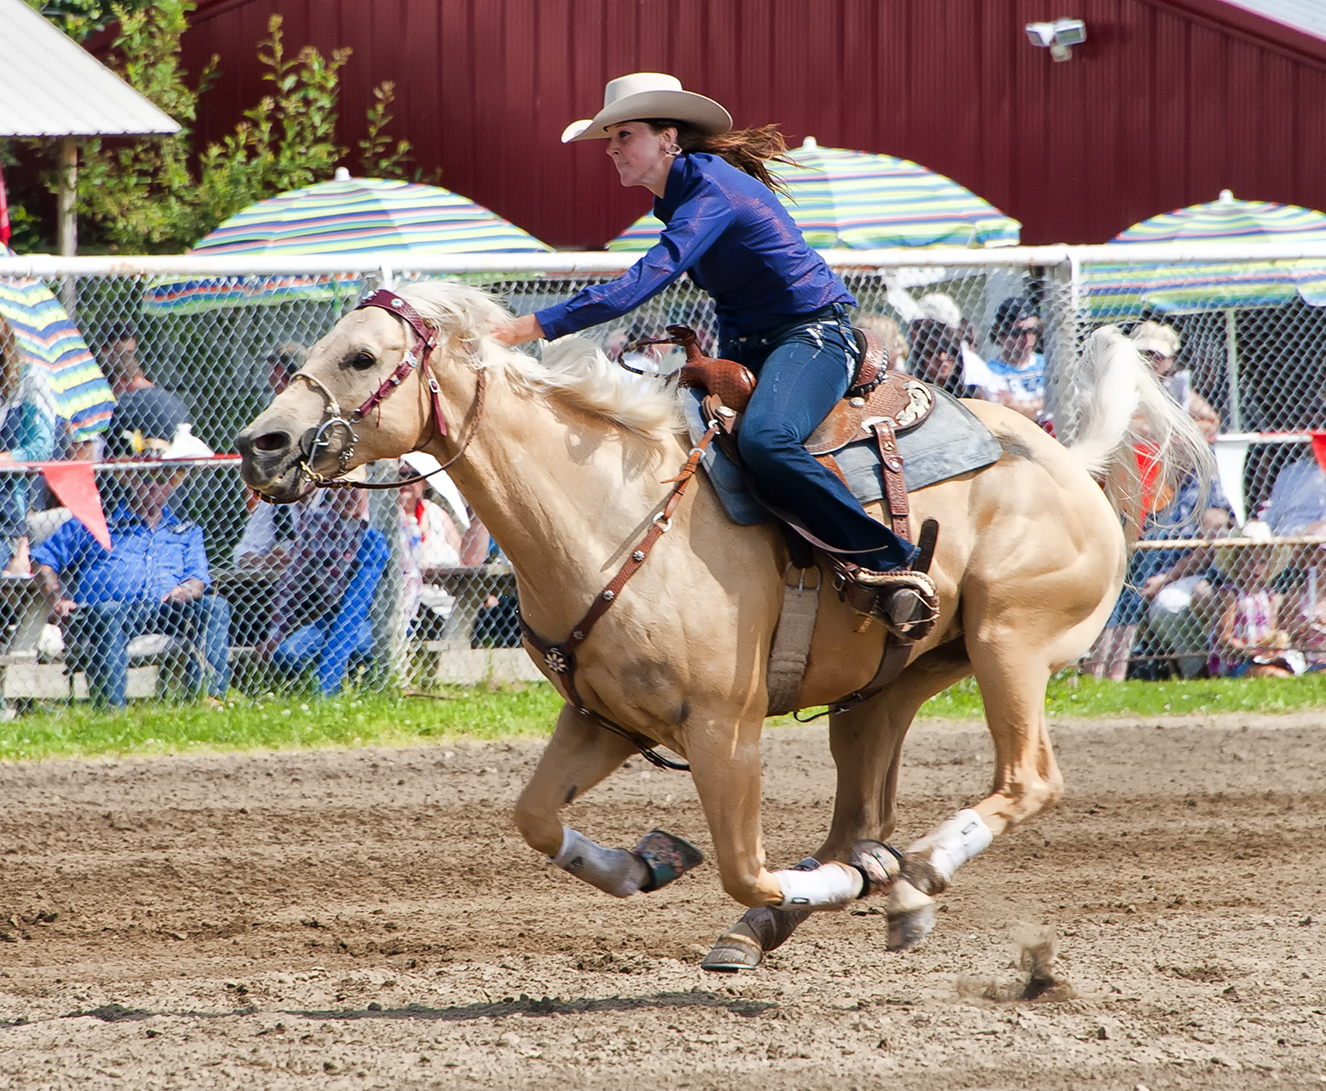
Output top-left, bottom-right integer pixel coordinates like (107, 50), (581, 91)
(495, 72), (935, 638)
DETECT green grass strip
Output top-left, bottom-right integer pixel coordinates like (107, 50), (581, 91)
(923, 672), (1326, 719)
(0, 686), (565, 764)
(2, 673), (1325, 763)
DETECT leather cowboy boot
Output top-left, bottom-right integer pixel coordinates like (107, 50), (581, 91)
(835, 565), (939, 642)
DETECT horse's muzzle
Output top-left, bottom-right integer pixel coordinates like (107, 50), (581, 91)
(235, 422), (311, 502)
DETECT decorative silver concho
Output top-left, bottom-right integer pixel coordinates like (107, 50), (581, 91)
(894, 380), (935, 430)
(544, 648), (569, 674)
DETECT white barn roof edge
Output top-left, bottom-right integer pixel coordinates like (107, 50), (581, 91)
(0, 0), (180, 137)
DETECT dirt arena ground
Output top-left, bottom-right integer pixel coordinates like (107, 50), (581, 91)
(0, 713), (1323, 1090)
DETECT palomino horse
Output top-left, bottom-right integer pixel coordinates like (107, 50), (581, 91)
(236, 283), (1209, 968)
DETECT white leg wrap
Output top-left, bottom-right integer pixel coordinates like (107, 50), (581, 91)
(907, 808), (993, 883)
(776, 862), (863, 910)
(550, 827), (648, 898)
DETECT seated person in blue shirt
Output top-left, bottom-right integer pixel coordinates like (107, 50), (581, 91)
(258, 474), (389, 696)
(31, 432), (230, 708)
(493, 72), (935, 639)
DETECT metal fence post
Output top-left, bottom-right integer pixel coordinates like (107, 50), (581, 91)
(367, 459), (408, 693)
(1041, 255), (1080, 444)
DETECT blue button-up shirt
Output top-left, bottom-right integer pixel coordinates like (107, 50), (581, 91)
(32, 505), (212, 605)
(537, 152), (854, 341)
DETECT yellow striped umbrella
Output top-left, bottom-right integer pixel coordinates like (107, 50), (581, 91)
(145, 173), (552, 313)
(0, 246), (115, 442)
(609, 137), (1019, 251)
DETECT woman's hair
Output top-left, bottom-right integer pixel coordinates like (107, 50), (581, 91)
(643, 120), (795, 194)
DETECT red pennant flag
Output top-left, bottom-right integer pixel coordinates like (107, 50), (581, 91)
(38, 461), (110, 550)
(1313, 432), (1326, 476)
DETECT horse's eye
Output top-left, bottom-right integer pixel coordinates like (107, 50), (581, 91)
(351, 350), (376, 371)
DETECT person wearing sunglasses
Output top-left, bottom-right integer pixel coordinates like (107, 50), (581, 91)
(1130, 321), (1221, 439)
(982, 296), (1046, 422)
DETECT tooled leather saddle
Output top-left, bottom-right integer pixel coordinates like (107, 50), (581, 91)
(658, 324), (936, 544)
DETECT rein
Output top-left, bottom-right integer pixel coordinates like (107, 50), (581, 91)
(518, 420), (721, 772)
(288, 288), (485, 493)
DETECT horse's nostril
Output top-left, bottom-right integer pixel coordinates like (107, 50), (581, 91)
(253, 431), (290, 453)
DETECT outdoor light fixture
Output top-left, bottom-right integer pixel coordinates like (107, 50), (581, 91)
(1025, 18), (1087, 61)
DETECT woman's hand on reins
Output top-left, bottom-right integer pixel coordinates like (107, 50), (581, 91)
(492, 313), (545, 346)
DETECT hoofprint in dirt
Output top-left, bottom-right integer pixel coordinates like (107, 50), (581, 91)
(0, 717), (1323, 1090)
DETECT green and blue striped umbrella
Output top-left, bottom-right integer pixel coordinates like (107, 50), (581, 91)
(0, 245), (116, 442)
(608, 138), (1020, 252)
(1084, 191), (1326, 317)
(145, 173), (552, 313)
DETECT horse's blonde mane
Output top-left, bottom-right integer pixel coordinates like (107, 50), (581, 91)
(398, 282), (681, 440)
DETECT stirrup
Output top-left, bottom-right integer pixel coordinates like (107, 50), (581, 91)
(833, 564), (938, 642)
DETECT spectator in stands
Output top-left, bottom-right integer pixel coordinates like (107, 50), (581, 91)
(31, 431), (230, 708)
(265, 342), (306, 396)
(1284, 521), (1326, 671)
(908, 319), (978, 398)
(0, 316), (58, 575)
(1208, 521), (1300, 677)
(1140, 496), (1236, 679)
(231, 343), (314, 572)
(259, 472), (389, 696)
(1082, 474), (1233, 681)
(100, 323), (191, 456)
(398, 453), (466, 631)
(981, 297), (1045, 420)
(1130, 321), (1221, 438)
(1264, 455), (1326, 537)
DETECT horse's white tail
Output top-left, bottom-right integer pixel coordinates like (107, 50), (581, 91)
(1054, 325), (1216, 537)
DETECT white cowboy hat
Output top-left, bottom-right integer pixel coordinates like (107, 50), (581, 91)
(560, 73), (732, 144)
(132, 423), (214, 462)
(398, 450), (470, 529)
(1130, 320), (1181, 359)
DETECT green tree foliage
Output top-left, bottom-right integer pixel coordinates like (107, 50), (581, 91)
(73, 0), (213, 252)
(23, 0), (154, 41)
(17, 1), (414, 253)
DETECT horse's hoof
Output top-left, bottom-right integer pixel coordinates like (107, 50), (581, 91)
(885, 878), (937, 951)
(632, 829), (704, 892)
(701, 929), (764, 973)
(849, 839), (904, 897)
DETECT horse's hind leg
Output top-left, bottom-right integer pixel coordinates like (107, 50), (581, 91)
(886, 640), (1062, 948)
(702, 640), (972, 972)
(513, 704), (703, 898)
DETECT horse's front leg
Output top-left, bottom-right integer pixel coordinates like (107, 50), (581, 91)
(703, 641), (971, 972)
(513, 704), (704, 898)
(687, 717), (874, 917)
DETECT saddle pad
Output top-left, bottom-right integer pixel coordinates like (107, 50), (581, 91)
(682, 385), (1003, 526)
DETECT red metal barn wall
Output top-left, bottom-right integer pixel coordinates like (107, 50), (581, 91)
(180, 0), (1326, 248)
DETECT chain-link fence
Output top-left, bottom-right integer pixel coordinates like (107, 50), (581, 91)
(2, 245), (1326, 711)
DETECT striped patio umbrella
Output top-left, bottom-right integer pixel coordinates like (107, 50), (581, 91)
(1083, 191), (1326, 317)
(145, 172), (552, 313)
(608, 137), (1020, 252)
(0, 245), (116, 442)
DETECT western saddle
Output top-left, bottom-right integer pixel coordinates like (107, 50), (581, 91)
(648, 324), (940, 642)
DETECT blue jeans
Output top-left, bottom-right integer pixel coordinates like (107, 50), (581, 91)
(726, 307), (918, 572)
(271, 614), (374, 696)
(269, 528), (388, 695)
(69, 595), (231, 708)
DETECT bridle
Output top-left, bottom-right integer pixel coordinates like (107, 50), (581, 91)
(288, 287), (486, 493)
